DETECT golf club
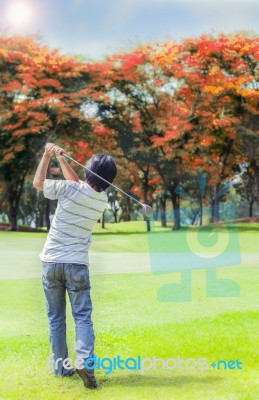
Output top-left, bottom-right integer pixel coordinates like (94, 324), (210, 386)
(61, 152), (153, 218)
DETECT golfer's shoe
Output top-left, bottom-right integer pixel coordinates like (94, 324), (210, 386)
(76, 366), (98, 389)
(64, 368), (76, 377)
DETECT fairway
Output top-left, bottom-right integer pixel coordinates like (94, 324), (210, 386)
(0, 224), (259, 400)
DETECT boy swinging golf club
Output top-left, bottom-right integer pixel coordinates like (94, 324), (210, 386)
(33, 143), (117, 389)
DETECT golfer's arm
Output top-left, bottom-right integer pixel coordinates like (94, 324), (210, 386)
(57, 156), (80, 183)
(33, 153), (51, 191)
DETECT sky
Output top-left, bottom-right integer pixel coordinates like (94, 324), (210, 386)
(0, 0), (258, 60)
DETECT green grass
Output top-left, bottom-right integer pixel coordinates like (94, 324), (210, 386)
(0, 222), (259, 399)
(0, 221), (258, 260)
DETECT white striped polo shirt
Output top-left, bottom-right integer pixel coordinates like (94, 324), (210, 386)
(40, 179), (107, 265)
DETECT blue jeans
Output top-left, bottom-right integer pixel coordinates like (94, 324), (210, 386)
(42, 262), (94, 376)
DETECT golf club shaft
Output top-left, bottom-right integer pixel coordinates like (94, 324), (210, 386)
(62, 153), (144, 207)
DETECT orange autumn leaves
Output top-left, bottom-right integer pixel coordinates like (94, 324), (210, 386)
(0, 35), (91, 161)
(84, 33), (258, 190)
(1, 33), (258, 192)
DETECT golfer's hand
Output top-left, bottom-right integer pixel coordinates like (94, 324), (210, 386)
(54, 145), (65, 161)
(44, 143), (56, 157)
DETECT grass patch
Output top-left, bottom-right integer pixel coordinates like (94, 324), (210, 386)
(0, 223), (258, 399)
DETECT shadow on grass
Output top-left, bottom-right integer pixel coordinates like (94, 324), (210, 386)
(98, 374), (223, 387)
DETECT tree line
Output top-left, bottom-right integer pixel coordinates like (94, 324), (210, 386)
(0, 33), (258, 230)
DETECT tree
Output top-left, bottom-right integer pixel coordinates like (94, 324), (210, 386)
(151, 33), (259, 223)
(87, 47), (186, 229)
(82, 33), (258, 227)
(0, 35), (92, 230)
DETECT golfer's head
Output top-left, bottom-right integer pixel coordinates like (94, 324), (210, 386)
(85, 154), (117, 192)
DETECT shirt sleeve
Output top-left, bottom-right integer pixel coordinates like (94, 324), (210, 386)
(43, 179), (68, 200)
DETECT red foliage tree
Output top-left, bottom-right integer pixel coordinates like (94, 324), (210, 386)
(0, 35), (92, 230)
(151, 33), (259, 222)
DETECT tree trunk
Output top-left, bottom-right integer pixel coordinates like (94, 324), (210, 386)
(154, 200), (159, 221)
(211, 198), (220, 222)
(7, 175), (27, 231)
(171, 192), (180, 230)
(200, 208), (203, 226)
(8, 201), (18, 231)
(119, 206), (131, 222)
(120, 197), (131, 221)
(143, 173), (151, 232)
(160, 197), (167, 227)
(252, 162), (259, 205)
(102, 210), (105, 228)
(145, 216), (151, 231)
(199, 196), (203, 226)
(210, 186), (220, 223)
(126, 197), (131, 221)
(39, 209), (44, 227)
(249, 201), (254, 217)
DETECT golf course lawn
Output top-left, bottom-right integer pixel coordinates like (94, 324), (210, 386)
(0, 222), (258, 399)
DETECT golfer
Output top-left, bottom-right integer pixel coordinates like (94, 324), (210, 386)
(33, 143), (117, 389)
